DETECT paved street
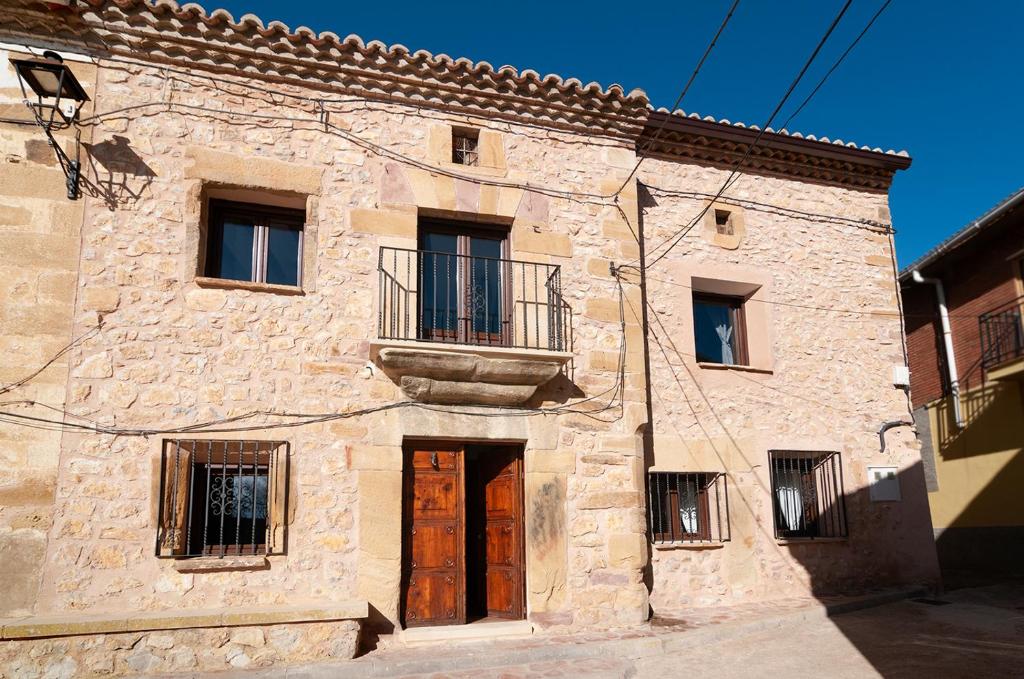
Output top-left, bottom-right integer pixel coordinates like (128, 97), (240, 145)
(203, 581), (1024, 679)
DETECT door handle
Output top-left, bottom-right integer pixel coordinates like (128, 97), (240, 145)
(431, 451), (439, 469)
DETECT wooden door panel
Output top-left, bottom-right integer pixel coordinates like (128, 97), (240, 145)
(483, 449), (524, 620)
(412, 475), (459, 519)
(409, 449), (459, 470)
(402, 445), (464, 627)
(410, 523), (459, 569)
(485, 521), (516, 566)
(485, 568), (517, 618)
(405, 572), (459, 625)
(485, 474), (516, 518)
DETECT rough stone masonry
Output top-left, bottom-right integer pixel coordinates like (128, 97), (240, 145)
(0, 0), (939, 676)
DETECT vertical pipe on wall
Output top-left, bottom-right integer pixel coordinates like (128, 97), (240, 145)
(911, 270), (964, 428)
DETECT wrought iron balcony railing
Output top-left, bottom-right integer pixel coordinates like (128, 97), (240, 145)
(378, 247), (571, 352)
(979, 295), (1024, 371)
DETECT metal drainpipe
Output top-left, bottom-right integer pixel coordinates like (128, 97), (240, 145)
(911, 270), (964, 428)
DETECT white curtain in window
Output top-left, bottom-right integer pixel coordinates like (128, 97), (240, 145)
(715, 323), (734, 365)
(679, 488), (699, 533)
(775, 469), (804, 531)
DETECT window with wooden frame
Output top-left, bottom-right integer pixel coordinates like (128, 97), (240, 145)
(692, 292), (749, 365)
(418, 220), (509, 346)
(205, 200), (304, 287)
(769, 450), (848, 540)
(452, 128), (479, 166)
(647, 472), (730, 544)
(156, 440), (289, 558)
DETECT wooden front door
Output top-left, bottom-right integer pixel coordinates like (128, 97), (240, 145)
(480, 448), (525, 619)
(402, 443), (525, 627)
(402, 445), (465, 627)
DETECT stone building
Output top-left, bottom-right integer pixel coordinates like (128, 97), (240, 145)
(900, 188), (1024, 578)
(0, 0), (939, 675)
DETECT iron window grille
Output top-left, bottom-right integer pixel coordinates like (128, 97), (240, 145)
(648, 472), (730, 544)
(768, 450), (848, 540)
(205, 200), (305, 287)
(452, 130), (479, 166)
(692, 292), (749, 366)
(156, 440), (289, 558)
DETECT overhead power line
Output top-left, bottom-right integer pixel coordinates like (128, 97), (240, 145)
(613, 0), (742, 196)
(642, 0), (856, 268)
(779, 0), (893, 131)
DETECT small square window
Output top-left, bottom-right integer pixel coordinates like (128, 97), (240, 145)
(868, 466), (901, 502)
(693, 293), (748, 365)
(647, 472), (730, 544)
(205, 200), (304, 287)
(452, 129), (479, 166)
(157, 440), (289, 558)
(714, 209), (734, 236)
(769, 451), (848, 540)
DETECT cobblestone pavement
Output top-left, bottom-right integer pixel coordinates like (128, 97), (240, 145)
(192, 582), (1024, 678)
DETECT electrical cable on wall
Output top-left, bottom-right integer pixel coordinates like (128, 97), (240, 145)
(638, 0), (859, 268)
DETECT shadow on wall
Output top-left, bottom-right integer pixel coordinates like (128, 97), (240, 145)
(779, 461), (939, 597)
(931, 381), (1024, 579)
(933, 381), (1024, 458)
(83, 134), (156, 210)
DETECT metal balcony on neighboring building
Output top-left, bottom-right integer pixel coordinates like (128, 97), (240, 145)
(372, 247), (574, 406)
(979, 295), (1024, 380)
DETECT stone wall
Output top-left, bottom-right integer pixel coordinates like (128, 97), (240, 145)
(636, 160), (941, 610)
(0, 48), (95, 617)
(0, 25), (941, 655)
(10, 55), (650, 630)
(0, 619), (359, 677)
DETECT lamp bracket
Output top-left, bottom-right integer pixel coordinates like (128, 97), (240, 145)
(14, 61), (83, 200)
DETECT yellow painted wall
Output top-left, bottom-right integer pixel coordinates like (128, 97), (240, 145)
(926, 378), (1024, 529)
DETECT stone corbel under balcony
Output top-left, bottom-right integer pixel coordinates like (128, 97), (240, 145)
(369, 340), (573, 406)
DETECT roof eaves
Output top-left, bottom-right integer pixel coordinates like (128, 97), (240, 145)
(898, 186), (1024, 280)
(656, 107), (910, 159)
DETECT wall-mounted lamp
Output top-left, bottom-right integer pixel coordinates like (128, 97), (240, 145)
(10, 50), (90, 199)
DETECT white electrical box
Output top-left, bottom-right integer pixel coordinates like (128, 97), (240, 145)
(892, 365), (911, 388)
(868, 466), (901, 502)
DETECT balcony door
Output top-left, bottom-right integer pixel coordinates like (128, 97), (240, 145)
(419, 222), (508, 346)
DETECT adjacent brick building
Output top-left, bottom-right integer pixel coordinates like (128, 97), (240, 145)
(900, 187), (1024, 576)
(1, 0), (939, 675)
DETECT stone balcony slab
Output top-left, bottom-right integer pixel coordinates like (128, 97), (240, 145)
(370, 340), (572, 406)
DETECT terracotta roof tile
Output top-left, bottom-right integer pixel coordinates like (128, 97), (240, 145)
(655, 107), (908, 157)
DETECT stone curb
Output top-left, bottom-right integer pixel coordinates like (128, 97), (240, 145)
(0, 601), (369, 640)
(178, 589), (923, 679)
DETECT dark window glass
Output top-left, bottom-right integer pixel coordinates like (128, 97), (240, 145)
(190, 464), (269, 555)
(469, 236), (503, 335)
(418, 223), (508, 345)
(421, 232), (460, 336)
(266, 223), (301, 286)
(206, 201), (304, 287)
(693, 294), (746, 365)
(216, 218), (255, 282)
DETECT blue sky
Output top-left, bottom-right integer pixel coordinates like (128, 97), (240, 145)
(215, 0), (1023, 266)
